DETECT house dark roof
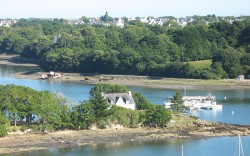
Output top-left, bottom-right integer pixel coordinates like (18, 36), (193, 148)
(103, 92), (135, 105)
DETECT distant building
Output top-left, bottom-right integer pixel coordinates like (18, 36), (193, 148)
(237, 75), (245, 80)
(103, 91), (136, 110)
(115, 18), (124, 28)
(140, 17), (148, 23)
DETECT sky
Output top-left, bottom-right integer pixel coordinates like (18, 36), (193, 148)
(1, 0), (249, 19)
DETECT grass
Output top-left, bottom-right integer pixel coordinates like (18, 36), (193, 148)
(187, 60), (212, 69)
(168, 114), (200, 127)
(143, 78), (238, 86)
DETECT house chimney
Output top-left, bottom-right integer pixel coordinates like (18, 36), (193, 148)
(128, 91), (131, 96)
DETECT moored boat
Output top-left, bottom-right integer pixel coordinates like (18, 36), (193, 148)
(164, 93), (222, 110)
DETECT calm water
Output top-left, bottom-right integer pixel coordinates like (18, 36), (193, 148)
(1, 64), (250, 156)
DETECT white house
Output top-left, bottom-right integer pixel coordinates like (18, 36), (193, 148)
(115, 18), (124, 28)
(103, 91), (136, 110)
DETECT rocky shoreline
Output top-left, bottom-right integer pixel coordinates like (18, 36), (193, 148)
(1, 120), (250, 154)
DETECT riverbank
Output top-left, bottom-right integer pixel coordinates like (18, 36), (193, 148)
(1, 115), (250, 154)
(2, 54), (250, 90)
(14, 70), (250, 90)
(0, 54), (39, 67)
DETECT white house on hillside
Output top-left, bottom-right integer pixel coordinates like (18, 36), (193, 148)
(103, 91), (136, 110)
(115, 18), (124, 28)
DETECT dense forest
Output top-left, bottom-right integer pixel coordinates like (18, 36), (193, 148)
(0, 84), (172, 137)
(1, 15), (250, 79)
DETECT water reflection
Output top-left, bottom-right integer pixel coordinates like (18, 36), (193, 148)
(12, 136), (250, 156)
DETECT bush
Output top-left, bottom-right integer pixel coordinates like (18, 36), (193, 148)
(7, 126), (19, 132)
(144, 105), (172, 127)
(0, 124), (8, 137)
(109, 105), (146, 128)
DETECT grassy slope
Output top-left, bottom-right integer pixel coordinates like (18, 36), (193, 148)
(187, 60), (212, 69)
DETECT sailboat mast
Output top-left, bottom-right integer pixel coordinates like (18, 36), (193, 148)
(238, 135), (245, 156)
(182, 145), (183, 156)
(239, 135), (241, 156)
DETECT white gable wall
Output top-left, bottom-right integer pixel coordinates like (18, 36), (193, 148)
(116, 97), (135, 110)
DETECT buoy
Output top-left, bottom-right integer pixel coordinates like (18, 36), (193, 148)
(224, 97), (227, 100)
(232, 111), (234, 115)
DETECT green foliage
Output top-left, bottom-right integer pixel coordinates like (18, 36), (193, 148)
(212, 48), (247, 78)
(171, 90), (185, 112)
(36, 91), (62, 131)
(100, 12), (113, 22)
(133, 92), (151, 110)
(89, 93), (113, 122)
(0, 124), (7, 137)
(109, 105), (145, 128)
(0, 84), (72, 132)
(188, 60), (212, 69)
(1, 18), (250, 79)
(144, 105), (172, 127)
(90, 83), (129, 97)
(71, 100), (95, 129)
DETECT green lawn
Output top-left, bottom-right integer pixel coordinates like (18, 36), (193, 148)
(187, 60), (212, 69)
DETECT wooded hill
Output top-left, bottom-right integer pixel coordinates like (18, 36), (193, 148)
(1, 15), (250, 79)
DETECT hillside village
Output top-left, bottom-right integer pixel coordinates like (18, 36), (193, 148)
(0, 14), (248, 28)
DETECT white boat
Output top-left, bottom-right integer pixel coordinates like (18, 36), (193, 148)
(183, 94), (222, 110)
(163, 93), (222, 110)
(163, 100), (176, 109)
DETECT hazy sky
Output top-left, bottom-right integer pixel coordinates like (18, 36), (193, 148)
(1, 0), (249, 19)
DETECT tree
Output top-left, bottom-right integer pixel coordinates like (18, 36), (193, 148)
(36, 91), (62, 132)
(212, 49), (243, 78)
(0, 85), (39, 126)
(105, 31), (120, 50)
(109, 105), (145, 128)
(144, 105), (172, 127)
(0, 124), (7, 138)
(238, 25), (250, 46)
(89, 93), (112, 123)
(133, 92), (151, 110)
(90, 84), (129, 97)
(81, 16), (89, 23)
(100, 12), (113, 22)
(71, 100), (95, 129)
(0, 113), (8, 137)
(171, 90), (185, 112)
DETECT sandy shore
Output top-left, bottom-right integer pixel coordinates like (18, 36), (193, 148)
(1, 119), (250, 154)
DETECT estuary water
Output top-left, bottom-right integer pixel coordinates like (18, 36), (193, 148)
(1, 64), (250, 156)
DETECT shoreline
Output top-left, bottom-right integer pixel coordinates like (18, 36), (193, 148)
(0, 54), (39, 67)
(1, 120), (250, 154)
(14, 70), (250, 91)
(2, 54), (250, 90)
